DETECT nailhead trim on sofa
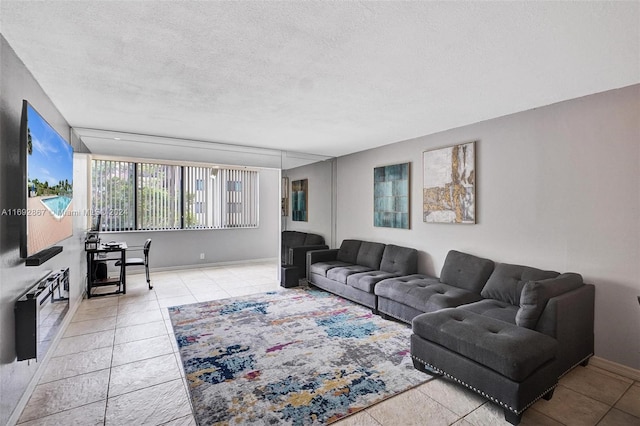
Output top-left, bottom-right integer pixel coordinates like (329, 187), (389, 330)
(411, 354), (558, 416)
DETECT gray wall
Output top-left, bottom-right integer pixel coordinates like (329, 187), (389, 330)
(105, 167), (280, 269)
(333, 84), (640, 370)
(0, 36), (88, 425)
(283, 159), (335, 247)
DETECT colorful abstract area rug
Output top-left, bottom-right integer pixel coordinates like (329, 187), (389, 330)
(168, 287), (433, 425)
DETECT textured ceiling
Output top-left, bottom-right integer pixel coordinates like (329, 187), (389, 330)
(1, 1), (639, 158)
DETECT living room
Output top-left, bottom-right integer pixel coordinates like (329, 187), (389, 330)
(1, 2), (639, 426)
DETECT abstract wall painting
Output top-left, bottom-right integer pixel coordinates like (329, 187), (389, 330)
(292, 179), (308, 221)
(374, 162), (410, 229)
(423, 142), (476, 224)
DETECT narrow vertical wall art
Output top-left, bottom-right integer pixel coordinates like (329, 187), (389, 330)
(292, 179), (308, 221)
(281, 177), (289, 216)
(423, 141), (476, 224)
(374, 162), (410, 229)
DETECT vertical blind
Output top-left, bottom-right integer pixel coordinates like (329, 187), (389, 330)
(221, 168), (259, 228)
(91, 160), (136, 231)
(137, 163), (182, 230)
(91, 159), (259, 231)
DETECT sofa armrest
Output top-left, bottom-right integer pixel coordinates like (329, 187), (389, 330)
(536, 284), (595, 377)
(307, 248), (338, 264)
(289, 245), (329, 277)
(306, 249), (339, 278)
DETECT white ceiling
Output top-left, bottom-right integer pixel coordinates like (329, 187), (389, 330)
(1, 1), (639, 159)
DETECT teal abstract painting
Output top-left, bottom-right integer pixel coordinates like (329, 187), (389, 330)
(374, 163), (410, 229)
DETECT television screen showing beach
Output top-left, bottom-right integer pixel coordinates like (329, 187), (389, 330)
(25, 103), (74, 256)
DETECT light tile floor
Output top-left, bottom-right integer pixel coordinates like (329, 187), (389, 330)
(17, 261), (639, 426)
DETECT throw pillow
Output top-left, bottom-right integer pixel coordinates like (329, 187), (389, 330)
(516, 273), (583, 329)
(481, 263), (558, 306)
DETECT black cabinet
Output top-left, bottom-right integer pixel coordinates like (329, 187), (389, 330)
(15, 268), (69, 361)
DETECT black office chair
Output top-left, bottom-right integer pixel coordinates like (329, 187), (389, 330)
(116, 239), (152, 290)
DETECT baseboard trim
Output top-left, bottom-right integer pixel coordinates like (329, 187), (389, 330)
(590, 356), (640, 381)
(126, 257), (278, 275)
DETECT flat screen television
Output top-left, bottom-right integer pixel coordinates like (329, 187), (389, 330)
(20, 100), (74, 258)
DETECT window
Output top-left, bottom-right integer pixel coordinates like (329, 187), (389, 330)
(91, 160), (135, 231)
(91, 159), (259, 231)
(183, 166), (259, 229)
(137, 163), (182, 230)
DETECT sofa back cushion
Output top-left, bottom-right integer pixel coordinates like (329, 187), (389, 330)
(481, 263), (559, 306)
(303, 233), (325, 246)
(380, 244), (418, 275)
(337, 240), (363, 264)
(356, 241), (386, 270)
(516, 273), (584, 329)
(439, 250), (495, 294)
(282, 231), (306, 248)
(282, 231), (306, 261)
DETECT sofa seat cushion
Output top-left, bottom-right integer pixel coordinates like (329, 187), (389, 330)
(458, 299), (519, 324)
(309, 261), (353, 277)
(346, 271), (400, 293)
(375, 275), (484, 313)
(412, 309), (558, 382)
(326, 265), (374, 284)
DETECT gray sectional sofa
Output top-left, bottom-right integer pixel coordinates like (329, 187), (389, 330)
(306, 242), (595, 425)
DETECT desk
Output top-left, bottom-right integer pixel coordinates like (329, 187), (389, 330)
(86, 242), (127, 298)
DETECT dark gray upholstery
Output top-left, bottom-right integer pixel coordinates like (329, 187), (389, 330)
(439, 250), (495, 293)
(481, 263), (559, 306)
(281, 231), (327, 279)
(307, 239), (418, 311)
(347, 271), (400, 293)
(355, 241), (386, 270)
(375, 275), (483, 314)
(534, 284), (594, 378)
(412, 309), (557, 381)
(336, 240), (362, 263)
(411, 335), (559, 423)
(410, 258), (595, 425)
(374, 250), (493, 322)
(516, 273), (583, 329)
(379, 244), (418, 275)
(281, 231), (306, 260)
(303, 233), (325, 246)
(309, 261), (352, 276)
(327, 265), (374, 283)
(459, 299), (519, 324)
(310, 243), (595, 426)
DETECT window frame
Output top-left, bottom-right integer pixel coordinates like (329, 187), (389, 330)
(90, 155), (260, 232)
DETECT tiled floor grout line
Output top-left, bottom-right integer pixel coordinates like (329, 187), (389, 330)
(590, 379), (636, 425)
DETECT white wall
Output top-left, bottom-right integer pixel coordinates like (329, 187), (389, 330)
(335, 85), (640, 370)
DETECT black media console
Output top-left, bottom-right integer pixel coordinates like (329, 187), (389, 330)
(15, 268), (69, 361)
